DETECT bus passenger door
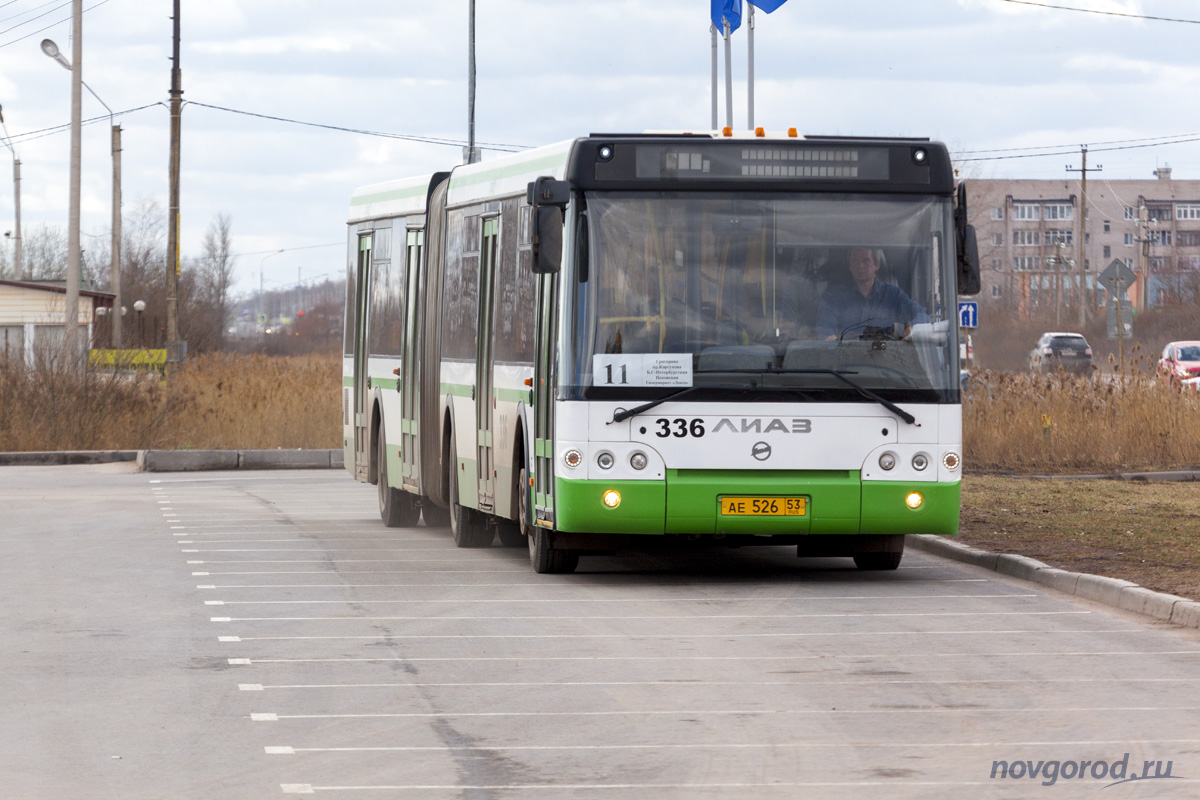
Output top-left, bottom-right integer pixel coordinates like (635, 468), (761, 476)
(475, 217), (499, 511)
(532, 272), (557, 528)
(352, 233), (373, 480)
(399, 229), (423, 492)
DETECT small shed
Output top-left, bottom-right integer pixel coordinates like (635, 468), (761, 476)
(0, 279), (115, 365)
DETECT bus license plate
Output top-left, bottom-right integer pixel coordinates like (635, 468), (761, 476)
(720, 497), (807, 516)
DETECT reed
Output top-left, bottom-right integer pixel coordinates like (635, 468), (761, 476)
(964, 367), (1200, 472)
(0, 352), (341, 452)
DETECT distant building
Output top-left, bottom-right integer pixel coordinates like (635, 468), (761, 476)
(965, 165), (1200, 317)
(0, 279), (114, 365)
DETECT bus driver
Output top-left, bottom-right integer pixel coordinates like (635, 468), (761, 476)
(816, 247), (929, 340)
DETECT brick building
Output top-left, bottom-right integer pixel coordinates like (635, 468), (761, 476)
(965, 166), (1200, 318)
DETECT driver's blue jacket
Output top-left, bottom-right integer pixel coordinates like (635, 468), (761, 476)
(816, 280), (929, 339)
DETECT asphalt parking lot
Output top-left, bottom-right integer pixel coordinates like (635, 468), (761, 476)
(3, 464), (1200, 798)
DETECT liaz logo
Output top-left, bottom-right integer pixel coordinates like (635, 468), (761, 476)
(713, 418), (811, 434)
(651, 417), (812, 438)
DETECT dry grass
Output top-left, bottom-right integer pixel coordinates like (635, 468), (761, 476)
(960, 475), (1200, 601)
(964, 370), (1200, 473)
(0, 352), (340, 452)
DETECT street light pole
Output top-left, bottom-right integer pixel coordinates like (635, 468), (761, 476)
(0, 106), (21, 279)
(64, 0), (83, 370)
(42, 38), (123, 349)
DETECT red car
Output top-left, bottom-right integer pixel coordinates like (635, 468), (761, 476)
(1157, 340), (1200, 389)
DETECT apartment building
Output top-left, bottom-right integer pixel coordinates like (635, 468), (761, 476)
(964, 166), (1200, 317)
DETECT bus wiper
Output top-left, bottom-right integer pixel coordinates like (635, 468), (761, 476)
(692, 367), (917, 426)
(609, 383), (755, 424)
(804, 368), (917, 425)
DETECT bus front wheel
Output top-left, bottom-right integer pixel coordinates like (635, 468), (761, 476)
(853, 536), (905, 571)
(520, 466), (577, 574)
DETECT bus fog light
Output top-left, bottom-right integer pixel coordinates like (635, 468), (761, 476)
(597, 452), (615, 470)
(563, 449), (583, 469)
(942, 452), (960, 470)
(878, 452), (896, 470)
(905, 492), (924, 510)
(630, 452), (648, 470)
(912, 453), (929, 471)
(602, 490), (621, 508)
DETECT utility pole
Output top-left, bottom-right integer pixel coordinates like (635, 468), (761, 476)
(1066, 146), (1099, 327)
(110, 123), (122, 347)
(165, 0), (183, 349)
(465, 0), (479, 164)
(0, 106), (20, 279)
(65, 0), (82, 370)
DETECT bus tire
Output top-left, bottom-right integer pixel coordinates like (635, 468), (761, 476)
(496, 521), (524, 548)
(421, 503), (450, 528)
(378, 425), (420, 528)
(528, 525), (578, 574)
(853, 536), (905, 571)
(448, 427), (493, 548)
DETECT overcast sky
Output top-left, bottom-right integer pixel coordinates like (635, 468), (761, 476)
(3, 0), (1200, 299)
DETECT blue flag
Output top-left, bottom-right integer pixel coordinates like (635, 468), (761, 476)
(747, 0), (790, 11)
(711, 0), (742, 33)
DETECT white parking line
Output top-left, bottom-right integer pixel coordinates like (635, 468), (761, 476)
(239, 675), (1200, 691)
(202, 593), (1039, 605)
(227, 649), (1200, 665)
(214, 628), (1141, 642)
(198, 579), (989, 589)
(208, 611), (1090, 622)
(279, 778), (1200, 794)
(253, 706), (1200, 722)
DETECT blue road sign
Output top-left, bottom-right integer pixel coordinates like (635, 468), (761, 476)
(958, 301), (979, 328)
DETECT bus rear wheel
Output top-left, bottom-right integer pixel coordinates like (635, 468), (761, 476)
(378, 426), (419, 528)
(448, 427), (493, 548)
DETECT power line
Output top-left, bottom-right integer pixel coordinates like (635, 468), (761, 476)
(3, 102), (162, 144)
(1000, 0), (1200, 24)
(957, 131), (1200, 155)
(187, 101), (529, 152)
(955, 134), (1200, 163)
(0, 0), (110, 49)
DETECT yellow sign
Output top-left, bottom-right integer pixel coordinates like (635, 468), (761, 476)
(89, 349), (168, 368)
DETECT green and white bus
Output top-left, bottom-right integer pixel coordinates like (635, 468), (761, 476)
(343, 132), (980, 573)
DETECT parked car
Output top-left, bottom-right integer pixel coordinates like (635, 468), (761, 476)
(1029, 332), (1093, 375)
(1157, 340), (1200, 389)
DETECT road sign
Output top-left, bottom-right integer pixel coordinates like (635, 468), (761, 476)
(1098, 259), (1136, 292)
(958, 301), (979, 328)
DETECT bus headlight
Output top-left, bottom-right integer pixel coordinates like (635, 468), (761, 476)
(630, 452), (648, 470)
(912, 453), (929, 471)
(905, 492), (924, 510)
(878, 452), (896, 470)
(596, 452), (615, 470)
(602, 490), (621, 508)
(563, 449), (583, 469)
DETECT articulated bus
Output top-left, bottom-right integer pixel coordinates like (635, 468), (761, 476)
(344, 132), (980, 573)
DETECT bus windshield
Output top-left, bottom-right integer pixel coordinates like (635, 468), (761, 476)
(565, 191), (959, 404)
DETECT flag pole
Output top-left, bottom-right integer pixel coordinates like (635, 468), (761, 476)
(747, 4), (755, 129)
(723, 19), (733, 128)
(711, 24), (718, 130)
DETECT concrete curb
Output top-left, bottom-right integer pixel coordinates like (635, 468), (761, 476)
(909, 535), (1200, 631)
(0, 449), (342, 471)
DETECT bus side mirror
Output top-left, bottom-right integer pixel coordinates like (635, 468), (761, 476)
(954, 182), (981, 295)
(957, 224), (981, 295)
(527, 177), (570, 275)
(532, 206), (563, 274)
